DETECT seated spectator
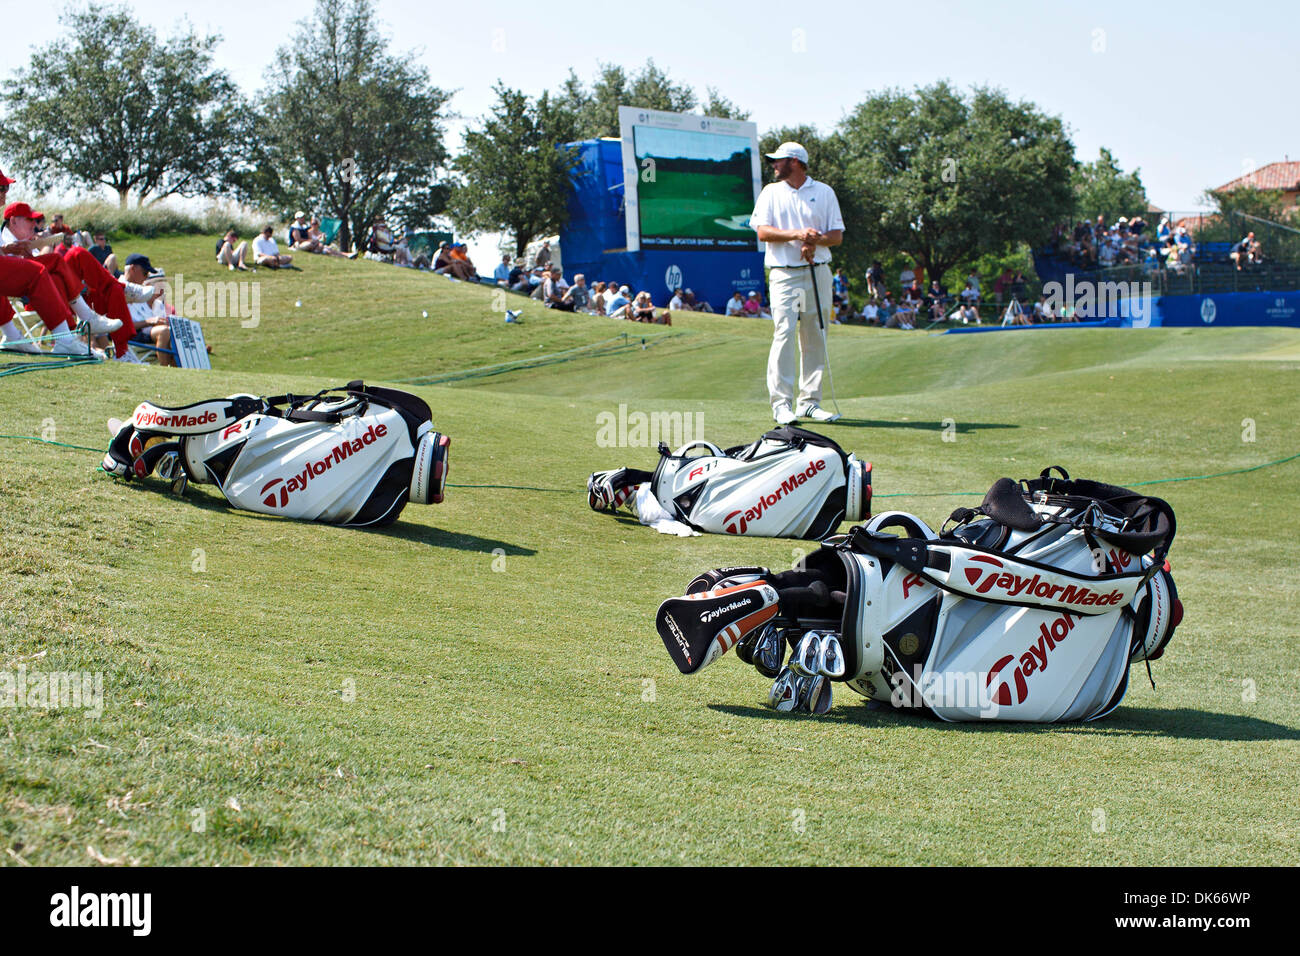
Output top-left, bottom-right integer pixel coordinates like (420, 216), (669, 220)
(253, 226), (293, 268)
(605, 285), (632, 319)
(365, 215), (396, 259)
(89, 232), (119, 273)
(448, 243), (478, 280)
(926, 279), (948, 320)
(589, 281), (607, 314)
(725, 291), (746, 316)
(542, 267), (573, 311)
(743, 291), (770, 319)
(630, 290), (660, 323)
(216, 230), (250, 270)
(493, 254), (512, 285)
(885, 294), (914, 330)
(1230, 232), (1257, 271)
(117, 253), (170, 365)
(563, 273), (591, 312)
(949, 300), (981, 325)
(393, 235), (414, 267)
(306, 218), (355, 258)
(861, 299), (880, 326)
(959, 279), (979, 305)
(668, 287), (686, 311)
(1033, 294), (1056, 323)
(681, 288), (713, 313)
(288, 212), (315, 250)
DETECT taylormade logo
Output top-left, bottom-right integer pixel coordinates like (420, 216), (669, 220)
(724, 459), (827, 533)
(260, 423), (387, 508)
(964, 556), (1123, 607)
(134, 409), (217, 430)
(986, 610), (1079, 707)
(700, 598), (753, 623)
(49, 886), (151, 936)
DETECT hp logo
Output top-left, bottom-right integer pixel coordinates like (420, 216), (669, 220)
(665, 265), (683, 291)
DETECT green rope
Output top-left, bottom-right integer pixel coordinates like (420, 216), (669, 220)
(0, 434), (105, 452)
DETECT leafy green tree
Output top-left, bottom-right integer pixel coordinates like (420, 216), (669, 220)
(448, 84), (581, 257)
(0, 4), (246, 207)
(833, 82), (1077, 285)
(1073, 147), (1148, 223)
(1199, 187), (1300, 260)
(247, 0), (451, 251)
(558, 61), (711, 139)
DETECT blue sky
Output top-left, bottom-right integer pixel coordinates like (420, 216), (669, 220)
(14, 0), (1296, 212)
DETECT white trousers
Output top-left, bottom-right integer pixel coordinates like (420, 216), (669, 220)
(767, 263), (832, 410)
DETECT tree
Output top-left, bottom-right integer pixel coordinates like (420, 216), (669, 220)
(558, 61), (708, 139)
(1073, 148), (1148, 223)
(1199, 187), (1300, 261)
(447, 84), (581, 257)
(247, 0), (451, 251)
(0, 4), (246, 207)
(833, 82), (1077, 285)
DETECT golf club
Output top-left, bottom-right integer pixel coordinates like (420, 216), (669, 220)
(805, 256), (842, 420)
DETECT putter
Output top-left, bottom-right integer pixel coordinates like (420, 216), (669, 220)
(805, 258), (842, 420)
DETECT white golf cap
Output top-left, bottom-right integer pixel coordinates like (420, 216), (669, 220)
(765, 142), (809, 165)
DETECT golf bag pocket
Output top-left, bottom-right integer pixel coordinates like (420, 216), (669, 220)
(103, 382), (449, 527)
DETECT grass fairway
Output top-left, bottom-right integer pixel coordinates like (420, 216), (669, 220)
(2, 236), (1299, 866)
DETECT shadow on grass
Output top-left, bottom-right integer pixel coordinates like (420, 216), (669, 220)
(827, 419), (1018, 434)
(107, 475), (536, 554)
(708, 702), (1300, 741)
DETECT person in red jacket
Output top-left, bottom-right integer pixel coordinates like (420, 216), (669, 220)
(3, 199), (138, 358)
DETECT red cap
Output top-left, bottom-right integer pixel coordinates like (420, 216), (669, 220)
(3, 201), (36, 220)
(0, 169), (14, 186)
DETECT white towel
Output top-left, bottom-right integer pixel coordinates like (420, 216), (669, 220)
(631, 483), (698, 537)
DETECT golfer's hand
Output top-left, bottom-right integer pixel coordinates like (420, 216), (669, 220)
(800, 242), (816, 262)
(800, 228), (822, 243)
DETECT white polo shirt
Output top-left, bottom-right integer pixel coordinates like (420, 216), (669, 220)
(750, 176), (844, 268)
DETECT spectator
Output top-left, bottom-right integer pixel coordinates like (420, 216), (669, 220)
(992, 267), (1014, 307)
(3, 199), (132, 357)
(541, 267), (573, 311)
(743, 291), (771, 319)
(866, 260), (885, 301)
(630, 290), (668, 324)
(288, 212), (314, 249)
(365, 215), (396, 259)
(307, 218), (355, 258)
(589, 281), (608, 314)
(832, 268), (848, 305)
(926, 279), (948, 320)
(1156, 217), (1172, 243)
(605, 284), (632, 319)
(668, 287), (686, 311)
(1008, 271), (1028, 301)
(964, 269), (980, 302)
(861, 299), (880, 326)
(493, 254), (512, 286)
(564, 273), (592, 312)
(726, 291), (746, 316)
(959, 279), (979, 305)
(899, 262), (915, 291)
(682, 288), (713, 313)
(117, 253), (169, 365)
(885, 294), (914, 330)
(435, 243), (477, 281)
(393, 235), (414, 267)
(949, 300), (981, 325)
(534, 240), (552, 269)
(217, 230), (251, 270)
(1033, 294), (1056, 323)
(253, 226), (293, 269)
(1230, 232), (1257, 271)
(89, 232), (119, 273)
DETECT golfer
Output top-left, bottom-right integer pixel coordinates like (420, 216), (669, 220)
(750, 142), (843, 424)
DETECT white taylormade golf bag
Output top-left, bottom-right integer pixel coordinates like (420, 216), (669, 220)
(588, 426), (871, 540)
(655, 467), (1182, 721)
(102, 382), (450, 527)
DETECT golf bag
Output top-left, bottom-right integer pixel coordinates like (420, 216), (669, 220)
(102, 382), (450, 528)
(588, 426), (871, 540)
(655, 467), (1182, 721)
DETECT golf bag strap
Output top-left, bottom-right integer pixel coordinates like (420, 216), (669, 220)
(844, 528), (1145, 616)
(131, 396), (265, 435)
(1021, 468), (1176, 562)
